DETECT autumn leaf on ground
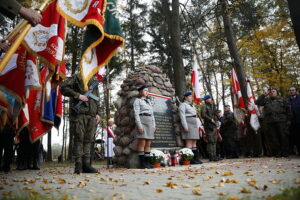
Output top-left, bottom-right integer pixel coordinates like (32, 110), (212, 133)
(88, 189), (96, 193)
(222, 172), (234, 176)
(241, 187), (252, 193)
(182, 184), (191, 188)
(227, 196), (241, 200)
(164, 182), (178, 189)
(40, 185), (52, 190)
(60, 194), (68, 200)
(295, 178), (300, 184)
(143, 181), (152, 185)
(77, 181), (87, 188)
(22, 187), (33, 190)
(217, 192), (226, 196)
(203, 176), (213, 181)
(269, 179), (281, 184)
(226, 179), (239, 183)
(192, 186), (202, 196)
(58, 178), (66, 184)
(156, 189), (164, 193)
(43, 179), (50, 184)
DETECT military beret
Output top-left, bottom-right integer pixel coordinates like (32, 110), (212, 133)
(183, 91), (192, 97)
(137, 84), (148, 91)
(203, 94), (212, 100)
(224, 104), (230, 108)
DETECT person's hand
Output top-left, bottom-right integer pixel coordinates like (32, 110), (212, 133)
(138, 127), (144, 134)
(184, 128), (189, 132)
(19, 7), (42, 26)
(79, 94), (88, 102)
(211, 119), (215, 124)
(95, 115), (101, 124)
(0, 40), (10, 52)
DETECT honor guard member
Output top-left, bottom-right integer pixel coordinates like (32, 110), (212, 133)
(61, 74), (101, 174)
(257, 88), (292, 157)
(179, 92), (202, 164)
(200, 94), (220, 161)
(133, 85), (156, 169)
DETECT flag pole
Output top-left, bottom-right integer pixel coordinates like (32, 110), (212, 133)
(0, 0), (51, 73)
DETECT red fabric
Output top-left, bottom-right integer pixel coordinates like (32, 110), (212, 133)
(23, 0), (66, 72)
(231, 68), (245, 109)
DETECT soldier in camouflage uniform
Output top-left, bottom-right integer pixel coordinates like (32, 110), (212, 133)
(222, 105), (238, 158)
(200, 95), (219, 161)
(256, 88), (292, 157)
(61, 74), (101, 174)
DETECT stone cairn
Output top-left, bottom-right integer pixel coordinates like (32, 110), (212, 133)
(113, 65), (183, 168)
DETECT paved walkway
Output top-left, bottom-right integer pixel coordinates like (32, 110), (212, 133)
(1, 157), (300, 200)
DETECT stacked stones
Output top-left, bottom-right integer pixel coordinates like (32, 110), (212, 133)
(113, 65), (183, 168)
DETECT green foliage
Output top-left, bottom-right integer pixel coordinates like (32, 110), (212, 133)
(150, 156), (163, 164)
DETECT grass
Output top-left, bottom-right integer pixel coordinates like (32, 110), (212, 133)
(219, 186), (300, 200)
(266, 187), (300, 200)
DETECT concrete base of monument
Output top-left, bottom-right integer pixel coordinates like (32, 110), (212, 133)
(126, 152), (140, 168)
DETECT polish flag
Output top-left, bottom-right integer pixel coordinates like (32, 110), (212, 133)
(246, 80), (260, 132)
(191, 57), (201, 104)
(231, 68), (245, 124)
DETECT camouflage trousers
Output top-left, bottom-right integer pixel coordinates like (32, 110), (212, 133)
(206, 128), (217, 159)
(72, 114), (97, 163)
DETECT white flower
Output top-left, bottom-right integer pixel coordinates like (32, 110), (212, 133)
(179, 148), (194, 156)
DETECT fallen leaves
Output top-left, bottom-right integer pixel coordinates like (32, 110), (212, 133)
(295, 178), (300, 184)
(182, 184), (191, 188)
(269, 179), (281, 184)
(217, 192), (226, 196)
(40, 185), (52, 190)
(192, 186), (202, 196)
(155, 189), (164, 193)
(203, 176), (213, 181)
(164, 182), (178, 189)
(240, 187), (252, 193)
(222, 172), (234, 176)
(143, 181), (152, 185)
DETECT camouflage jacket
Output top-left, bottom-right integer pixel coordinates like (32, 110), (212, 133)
(261, 97), (292, 123)
(61, 74), (101, 116)
(200, 103), (217, 130)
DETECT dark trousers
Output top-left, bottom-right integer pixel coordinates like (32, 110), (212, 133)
(289, 123), (300, 155)
(0, 125), (15, 170)
(268, 122), (289, 156)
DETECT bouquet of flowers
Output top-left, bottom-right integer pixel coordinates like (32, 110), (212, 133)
(179, 148), (194, 161)
(150, 149), (165, 164)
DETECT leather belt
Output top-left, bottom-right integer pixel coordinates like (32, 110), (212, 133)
(186, 115), (196, 118)
(140, 113), (152, 116)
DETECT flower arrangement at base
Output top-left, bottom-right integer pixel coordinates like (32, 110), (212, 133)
(179, 148), (194, 164)
(150, 149), (165, 167)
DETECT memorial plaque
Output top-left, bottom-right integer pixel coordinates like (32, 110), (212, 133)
(148, 93), (176, 148)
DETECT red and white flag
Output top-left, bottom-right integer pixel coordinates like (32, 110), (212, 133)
(231, 68), (245, 123)
(246, 80), (260, 132)
(23, 0), (66, 72)
(191, 57), (201, 104)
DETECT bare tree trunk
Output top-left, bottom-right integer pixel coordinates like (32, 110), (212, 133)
(287, 0), (300, 52)
(212, 68), (219, 109)
(162, 0), (186, 99)
(220, 0), (248, 106)
(129, 0), (135, 70)
(47, 130), (52, 162)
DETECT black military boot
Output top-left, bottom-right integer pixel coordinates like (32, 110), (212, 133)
(138, 152), (146, 169)
(82, 158), (98, 173)
(191, 148), (202, 164)
(74, 162), (82, 174)
(144, 152), (153, 169)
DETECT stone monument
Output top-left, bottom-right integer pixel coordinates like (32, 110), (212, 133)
(113, 66), (183, 168)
